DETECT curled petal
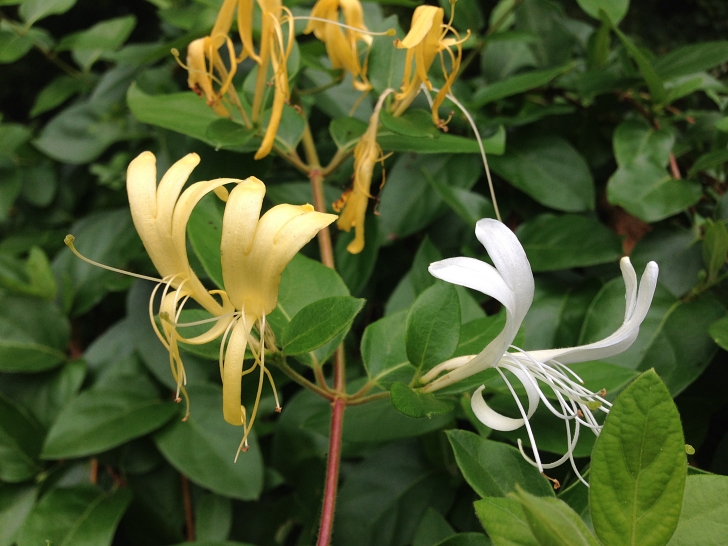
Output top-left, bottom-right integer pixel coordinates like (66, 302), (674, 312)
(470, 365), (539, 432)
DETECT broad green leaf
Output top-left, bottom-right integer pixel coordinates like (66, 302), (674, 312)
(512, 488), (599, 546)
(0, 293), (68, 373)
(709, 315), (728, 351)
(667, 475), (728, 545)
(590, 370), (686, 546)
(335, 216), (380, 295)
(488, 136), (595, 212)
(42, 374), (178, 459)
(576, 0), (629, 24)
(195, 493), (232, 542)
(127, 83), (219, 145)
(405, 283), (461, 380)
(702, 219), (728, 282)
(362, 311), (414, 388)
(154, 384), (264, 500)
(329, 116), (367, 150)
(689, 148), (728, 175)
(454, 313), (507, 358)
(0, 123), (32, 161)
(17, 486), (131, 546)
(366, 15), (405, 95)
(580, 280), (724, 395)
(611, 24), (666, 104)
(333, 441), (454, 546)
(410, 236), (443, 296)
(380, 109), (439, 137)
(30, 75), (89, 117)
(613, 120), (673, 166)
(187, 192), (225, 289)
(474, 497), (539, 546)
(266, 102), (306, 153)
(378, 126), (506, 155)
(426, 171), (496, 227)
(282, 296), (364, 355)
(390, 382), (455, 418)
(19, 0), (76, 25)
(0, 483), (37, 546)
(446, 430), (554, 498)
(471, 64), (574, 107)
(514, 0), (577, 67)
(434, 534), (492, 546)
(413, 507), (455, 546)
(517, 214), (622, 271)
(0, 30), (34, 63)
(608, 160), (701, 223)
(205, 119), (256, 149)
(0, 394), (44, 482)
(57, 16), (136, 71)
(654, 41), (728, 80)
(0, 246), (56, 299)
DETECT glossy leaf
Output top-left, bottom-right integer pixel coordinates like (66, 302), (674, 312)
(447, 430), (554, 498)
(488, 135), (595, 212)
(667, 475), (728, 545)
(378, 126), (505, 155)
(0, 483), (37, 546)
(42, 374), (178, 459)
(390, 382), (455, 418)
(19, 0), (76, 24)
(405, 283), (461, 380)
(362, 311), (414, 388)
(472, 64), (574, 107)
(282, 296), (365, 355)
(0, 394), (44, 482)
(590, 370), (686, 546)
(576, 0), (629, 24)
(709, 315), (728, 351)
(474, 497), (539, 546)
(654, 41), (728, 80)
(17, 486), (131, 546)
(153, 384), (264, 501)
(517, 214), (622, 271)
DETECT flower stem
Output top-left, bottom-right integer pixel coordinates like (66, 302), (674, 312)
(317, 396), (345, 546)
(303, 124), (336, 269)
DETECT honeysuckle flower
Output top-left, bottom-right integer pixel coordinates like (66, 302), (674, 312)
(421, 219), (659, 484)
(333, 89), (393, 254)
(219, 177), (336, 454)
(304, 0), (373, 91)
(392, 4), (467, 127)
(66, 152), (241, 418)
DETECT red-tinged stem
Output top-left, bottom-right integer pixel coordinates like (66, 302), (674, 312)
(317, 396), (345, 546)
(181, 474), (195, 541)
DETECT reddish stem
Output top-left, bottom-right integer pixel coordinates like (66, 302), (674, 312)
(317, 396), (345, 546)
(181, 474), (195, 541)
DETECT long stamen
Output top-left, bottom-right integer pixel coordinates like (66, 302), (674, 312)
(64, 235), (162, 283)
(162, 311), (240, 329)
(496, 367), (542, 472)
(219, 317), (237, 381)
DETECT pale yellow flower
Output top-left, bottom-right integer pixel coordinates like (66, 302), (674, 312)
(393, 5), (467, 127)
(218, 177), (336, 453)
(304, 0), (372, 91)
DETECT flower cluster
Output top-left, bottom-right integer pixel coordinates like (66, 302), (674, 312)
(67, 152), (336, 456)
(422, 219), (659, 483)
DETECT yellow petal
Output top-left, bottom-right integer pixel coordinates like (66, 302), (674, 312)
(211, 0), (236, 48)
(396, 5), (442, 49)
(222, 316), (255, 425)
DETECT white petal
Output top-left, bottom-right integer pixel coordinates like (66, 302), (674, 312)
(620, 257), (638, 322)
(428, 257), (515, 311)
(470, 366), (540, 432)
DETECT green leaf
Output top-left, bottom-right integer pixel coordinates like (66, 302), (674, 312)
(654, 41), (728, 80)
(378, 126), (506, 155)
(153, 384), (264, 500)
(425, 171), (496, 227)
(187, 192), (224, 289)
(17, 485), (131, 546)
(57, 16), (136, 71)
(195, 493), (232, 542)
(667, 475), (728, 545)
(471, 64), (575, 107)
(0, 30), (34, 63)
(0, 293), (68, 373)
(19, 0), (76, 25)
(517, 214), (622, 271)
(380, 109), (439, 138)
(610, 24), (666, 104)
(0, 246), (57, 299)
(405, 283), (461, 380)
(413, 507), (455, 546)
(127, 83), (220, 145)
(446, 430), (555, 498)
(709, 315), (728, 351)
(390, 382), (455, 418)
(512, 488), (599, 546)
(0, 483), (37, 546)
(42, 374), (178, 459)
(205, 119), (256, 150)
(282, 296), (364, 355)
(589, 370), (686, 546)
(329, 117), (367, 150)
(576, 0), (629, 24)
(335, 216), (380, 296)
(366, 15), (406, 95)
(475, 497), (538, 546)
(702, 219), (728, 282)
(613, 120), (673, 166)
(0, 394), (44, 482)
(30, 75), (88, 117)
(434, 534), (491, 546)
(488, 135), (595, 212)
(361, 311), (414, 388)
(689, 148), (728, 175)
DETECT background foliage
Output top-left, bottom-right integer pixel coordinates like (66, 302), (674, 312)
(0, 0), (727, 545)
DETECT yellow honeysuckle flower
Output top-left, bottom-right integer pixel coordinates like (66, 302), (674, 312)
(218, 177), (336, 454)
(334, 90), (392, 254)
(392, 4), (467, 127)
(304, 0), (373, 91)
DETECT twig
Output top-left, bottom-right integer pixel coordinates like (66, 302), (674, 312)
(181, 474), (195, 542)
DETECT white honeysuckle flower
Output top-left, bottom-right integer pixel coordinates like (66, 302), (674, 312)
(421, 218), (659, 485)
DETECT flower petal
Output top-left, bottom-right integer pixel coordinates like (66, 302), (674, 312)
(470, 366), (539, 432)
